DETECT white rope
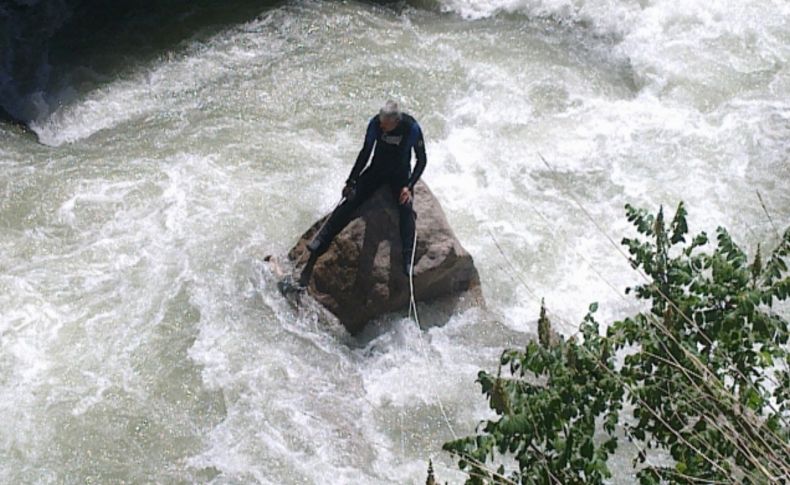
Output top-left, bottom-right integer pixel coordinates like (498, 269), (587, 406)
(408, 223), (418, 321)
(311, 196), (346, 245)
(406, 210), (459, 441)
(312, 193), (463, 468)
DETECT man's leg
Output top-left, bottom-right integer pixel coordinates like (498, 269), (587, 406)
(393, 186), (417, 277)
(307, 171), (380, 256)
(299, 174), (381, 286)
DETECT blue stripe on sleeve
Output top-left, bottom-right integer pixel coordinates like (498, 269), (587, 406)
(407, 122), (420, 149)
(366, 118), (379, 147)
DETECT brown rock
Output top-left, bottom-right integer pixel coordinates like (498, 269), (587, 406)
(287, 180), (483, 334)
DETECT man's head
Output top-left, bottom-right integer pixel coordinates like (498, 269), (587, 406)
(379, 100), (401, 132)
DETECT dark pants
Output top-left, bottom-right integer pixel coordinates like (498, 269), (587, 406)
(313, 169), (415, 260)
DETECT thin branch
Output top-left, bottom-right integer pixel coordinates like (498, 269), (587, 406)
(756, 189), (781, 240)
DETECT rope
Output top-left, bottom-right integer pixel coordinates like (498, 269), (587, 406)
(406, 208), (459, 442)
(756, 189), (782, 240)
(304, 192), (470, 476)
(408, 216), (418, 321)
(311, 195), (347, 246)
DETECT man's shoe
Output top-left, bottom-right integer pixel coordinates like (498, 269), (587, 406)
(277, 275), (305, 295)
(298, 253), (318, 286)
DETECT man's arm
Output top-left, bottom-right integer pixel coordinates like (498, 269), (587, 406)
(347, 118), (378, 185)
(406, 122), (427, 191)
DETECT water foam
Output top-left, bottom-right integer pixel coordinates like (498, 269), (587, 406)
(2, 1), (788, 483)
(439, 0), (790, 106)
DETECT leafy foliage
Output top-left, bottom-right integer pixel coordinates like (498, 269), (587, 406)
(443, 306), (622, 484)
(444, 203), (790, 484)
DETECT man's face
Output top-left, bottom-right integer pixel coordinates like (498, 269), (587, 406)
(380, 116), (399, 133)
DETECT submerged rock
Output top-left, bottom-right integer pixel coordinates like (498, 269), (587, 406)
(284, 180), (483, 334)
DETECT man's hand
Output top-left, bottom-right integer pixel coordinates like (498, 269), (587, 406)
(399, 186), (412, 205)
(342, 183), (355, 199)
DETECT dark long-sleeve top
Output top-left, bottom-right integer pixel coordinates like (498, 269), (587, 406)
(346, 113), (427, 191)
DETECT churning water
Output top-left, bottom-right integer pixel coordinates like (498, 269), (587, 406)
(1, 0), (788, 482)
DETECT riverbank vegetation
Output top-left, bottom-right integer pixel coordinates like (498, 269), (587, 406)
(442, 202), (790, 484)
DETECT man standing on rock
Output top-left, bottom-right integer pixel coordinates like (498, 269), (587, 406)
(301, 100), (427, 282)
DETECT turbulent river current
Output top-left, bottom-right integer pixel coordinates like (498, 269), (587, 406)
(1, 0), (788, 483)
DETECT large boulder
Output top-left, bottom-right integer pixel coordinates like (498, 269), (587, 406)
(286, 180), (483, 334)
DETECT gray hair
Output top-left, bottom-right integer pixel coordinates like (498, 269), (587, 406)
(379, 100), (401, 121)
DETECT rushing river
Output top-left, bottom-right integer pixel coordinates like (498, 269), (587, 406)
(1, 0), (788, 482)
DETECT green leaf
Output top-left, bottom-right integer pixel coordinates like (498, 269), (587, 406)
(581, 439), (594, 459)
(444, 203), (790, 485)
